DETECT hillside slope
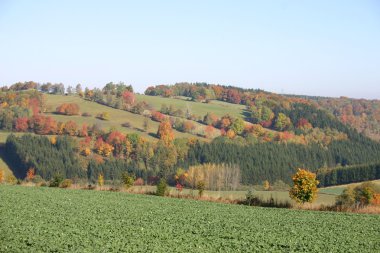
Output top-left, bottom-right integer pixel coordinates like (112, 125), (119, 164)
(43, 94), (205, 141)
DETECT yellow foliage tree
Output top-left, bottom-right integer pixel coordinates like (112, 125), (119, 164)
(157, 120), (174, 146)
(50, 136), (57, 145)
(263, 180), (270, 191)
(82, 148), (91, 156)
(289, 168), (319, 204)
(98, 174), (104, 188)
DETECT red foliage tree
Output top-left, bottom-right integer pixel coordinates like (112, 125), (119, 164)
(107, 131), (126, 156)
(296, 118), (312, 129)
(43, 116), (57, 134)
(227, 89), (241, 104)
(151, 111), (166, 122)
(29, 98), (41, 115)
(15, 117), (29, 132)
(122, 91), (136, 106)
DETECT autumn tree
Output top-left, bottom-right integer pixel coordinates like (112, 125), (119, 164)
(106, 131), (126, 156)
(289, 169), (319, 204)
(204, 125), (216, 138)
(98, 174), (104, 188)
(63, 120), (77, 136)
(94, 137), (114, 157)
(26, 168), (35, 181)
(122, 91), (135, 108)
(78, 123), (88, 137)
(56, 103), (80, 115)
(151, 111), (166, 122)
(263, 180), (270, 191)
(219, 115), (233, 130)
(230, 118), (245, 135)
(182, 121), (195, 133)
(15, 117), (29, 132)
(0, 169), (4, 183)
(274, 113), (292, 131)
(203, 112), (219, 126)
(157, 120), (174, 146)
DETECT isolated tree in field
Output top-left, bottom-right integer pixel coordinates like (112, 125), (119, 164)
(56, 103), (80, 115)
(157, 120), (174, 146)
(289, 169), (319, 204)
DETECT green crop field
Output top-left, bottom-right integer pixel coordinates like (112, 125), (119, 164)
(136, 94), (247, 119)
(1, 185), (379, 252)
(43, 94), (205, 141)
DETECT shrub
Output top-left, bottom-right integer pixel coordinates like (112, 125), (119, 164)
(60, 179), (73, 188)
(82, 112), (92, 117)
(156, 178), (167, 196)
(6, 174), (17, 185)
(32, 175), (45, 184)
(134, 177), (144, 186)
(122, 172), (135, 189)
(122, 122), (131, 128)
(197, 181), (205, 197)
(336, 182), (380, 208)
(50, 174), (64, 187)
(97, 112), (110, 121)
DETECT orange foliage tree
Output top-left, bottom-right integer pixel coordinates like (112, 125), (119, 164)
(289, 168), (319, 204)
(64, 121), (77, 136)
(26, 168), (35, 181)
(183, 121), (195, 133)
(157, 120), (174, 146)
(56, 103), (80, 115)
(94, 137), (114, 157)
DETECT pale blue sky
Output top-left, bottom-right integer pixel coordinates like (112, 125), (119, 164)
(0, 0), (379, 99)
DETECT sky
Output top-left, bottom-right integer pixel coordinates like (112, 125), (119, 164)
(0, 1), (379, 99)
